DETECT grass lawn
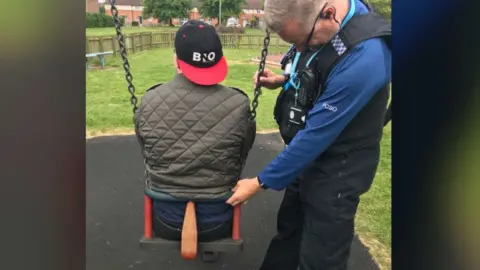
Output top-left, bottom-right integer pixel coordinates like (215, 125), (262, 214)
(86, 26), (265, 36)
(86, 47), (285, 133)
(86, 47), (391, 269)
(357, 123), (391, 269)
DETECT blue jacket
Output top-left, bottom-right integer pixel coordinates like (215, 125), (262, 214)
(259, 0), (392, 190)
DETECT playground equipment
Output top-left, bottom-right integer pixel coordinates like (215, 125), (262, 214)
(106, 0), (271, 262)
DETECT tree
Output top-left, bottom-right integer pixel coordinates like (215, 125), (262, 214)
(199, 0), (247, 26)
(369, 0), (391, 20)
(143, 0), (192, 26)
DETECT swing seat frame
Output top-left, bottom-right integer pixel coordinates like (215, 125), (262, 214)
(139, 188), (243, 259)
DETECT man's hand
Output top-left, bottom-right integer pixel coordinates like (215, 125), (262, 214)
(253, 69), (285, 90)
(226, 177), (263, 206)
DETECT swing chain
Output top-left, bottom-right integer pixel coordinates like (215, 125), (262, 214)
(251, 30), (270, 120)
(108, 0), (138, 113)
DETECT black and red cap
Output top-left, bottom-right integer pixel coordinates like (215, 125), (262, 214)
(175, 20), (228, 85)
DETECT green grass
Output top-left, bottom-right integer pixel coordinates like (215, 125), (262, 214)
(357, 124), (391, 269)
(86, 47), (391, 269)
(86, 26), (265, 36)
(86, 26), (181, 36)
(87, 47), (285, 132)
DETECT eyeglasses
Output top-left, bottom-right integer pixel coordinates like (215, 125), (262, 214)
(304, 2), (329, 49)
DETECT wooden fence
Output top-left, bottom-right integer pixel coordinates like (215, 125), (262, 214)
(86, 32), (290, 55)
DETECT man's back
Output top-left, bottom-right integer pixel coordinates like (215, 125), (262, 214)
(135, 74), (255, 200)
(135, 20), (255, 236)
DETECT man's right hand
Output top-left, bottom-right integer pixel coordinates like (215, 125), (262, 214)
(253, 69), (286, 90)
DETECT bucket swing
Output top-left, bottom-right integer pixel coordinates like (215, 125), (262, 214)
(107, 0), (271, 262)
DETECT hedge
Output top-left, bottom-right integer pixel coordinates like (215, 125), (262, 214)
(86, 13), (125, 28)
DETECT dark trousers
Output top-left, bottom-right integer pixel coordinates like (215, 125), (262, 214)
(153, 216), (232, 243)
(260, 169), (374, 270)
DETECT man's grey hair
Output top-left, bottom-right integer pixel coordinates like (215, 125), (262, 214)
(264, 0), (327, 33)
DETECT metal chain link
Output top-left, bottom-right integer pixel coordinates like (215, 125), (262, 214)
(251, 30), (270, 120)
(108, 0), (149, 178)
(108, 0), (138, 113)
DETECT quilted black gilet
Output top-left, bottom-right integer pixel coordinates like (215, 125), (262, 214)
(134, 74), (256, 200)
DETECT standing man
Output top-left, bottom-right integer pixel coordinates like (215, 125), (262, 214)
(226, 0), (391, 269)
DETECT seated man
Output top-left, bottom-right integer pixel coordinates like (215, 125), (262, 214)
(134, 20), (256, 241)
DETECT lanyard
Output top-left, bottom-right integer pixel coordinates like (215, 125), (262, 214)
(285, 50), (321, 91)
(342, 0), (356, 28)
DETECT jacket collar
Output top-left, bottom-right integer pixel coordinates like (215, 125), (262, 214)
(173, 73), (220, 89)
(173, 73), (194, 87)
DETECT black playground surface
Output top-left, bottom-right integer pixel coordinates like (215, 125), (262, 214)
(87, 133), (379, 270)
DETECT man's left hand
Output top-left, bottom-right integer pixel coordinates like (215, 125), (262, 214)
(226, 177), (262, 206)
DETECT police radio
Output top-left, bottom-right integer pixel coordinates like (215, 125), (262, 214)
(287, 68), (318, 127)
